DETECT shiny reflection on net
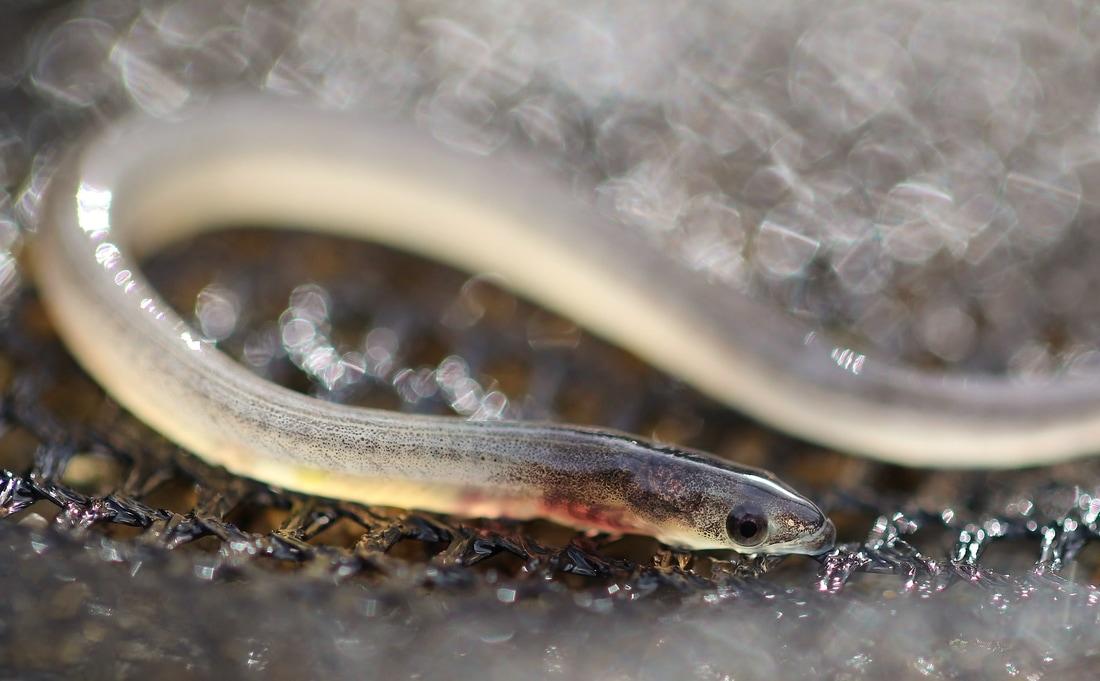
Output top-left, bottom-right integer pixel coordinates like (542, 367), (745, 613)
(20, 0), (1100, 380)
(195, 282), (240, 341)
(277, 283), (354, 391)
(221, 276), (520, 420)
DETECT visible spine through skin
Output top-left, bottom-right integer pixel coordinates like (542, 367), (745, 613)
(32, 100), (834, 553)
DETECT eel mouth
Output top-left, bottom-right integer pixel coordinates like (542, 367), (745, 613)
(799, 518), (837, 556)
(762, 517), (837, 556)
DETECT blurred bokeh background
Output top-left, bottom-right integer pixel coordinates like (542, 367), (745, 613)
(3, 1), (1100, 679)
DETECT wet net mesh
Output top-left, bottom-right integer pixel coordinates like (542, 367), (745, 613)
(4, 1), (1100, 679)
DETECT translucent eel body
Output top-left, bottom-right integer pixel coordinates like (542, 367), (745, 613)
(39, 103), (1100, 475)
(32, 101), (834, 554)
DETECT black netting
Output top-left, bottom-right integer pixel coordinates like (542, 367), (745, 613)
(1, 230), (1100, 679)
(4, 1), (1100, 679)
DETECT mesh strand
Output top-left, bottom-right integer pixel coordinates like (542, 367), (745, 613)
(1, 230), (1099, 679)
(2, 1), (1100, 679)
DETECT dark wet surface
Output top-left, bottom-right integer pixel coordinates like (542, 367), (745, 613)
(0, 231), (1097, 679)
(4, 1), (1100, 678)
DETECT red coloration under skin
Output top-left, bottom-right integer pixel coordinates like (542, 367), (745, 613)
(536, 498), (646, 536)
(454, 488), (645, 536)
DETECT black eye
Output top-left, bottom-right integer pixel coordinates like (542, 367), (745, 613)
(726, 506), (767, 546)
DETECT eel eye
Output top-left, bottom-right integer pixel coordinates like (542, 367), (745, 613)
(726, 505), (767, 547)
